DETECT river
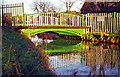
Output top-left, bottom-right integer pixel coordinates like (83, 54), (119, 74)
(31, 34), (120, 76)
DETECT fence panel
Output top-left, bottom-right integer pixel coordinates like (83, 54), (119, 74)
(0, 3), (24, 26)
(86, 13), (120, 33)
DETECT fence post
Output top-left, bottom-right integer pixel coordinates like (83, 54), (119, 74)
(59, 13), (61, 25)
(72, 15), (74, 26)
(85, 14), (87, 26)
(82, 15), (84, 26)
(51, 13), (53, 25)
(23, 14), (26, 26)
(77, 16), (79, 26)
(40, 15), (42, 26)
(2, 5), (4, 26)
(46, 13), (48, 25)
(113, 12), (117, 33)
(22, 3), (24, 26)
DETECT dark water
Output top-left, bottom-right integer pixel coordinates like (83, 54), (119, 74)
(32, 36), (120, 76)
(49, 43), (119, 76)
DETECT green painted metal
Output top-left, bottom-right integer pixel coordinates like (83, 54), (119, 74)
(22, 12), (87, 37)
(112, 12), (117, 19)
(23, 28), (85, 37)
(24, 12), (83, 26)
(23, 14), (26, 26)
(22, 3), (24, 26)
(45, 42), (83, 54)
(25, 12), (80, 16)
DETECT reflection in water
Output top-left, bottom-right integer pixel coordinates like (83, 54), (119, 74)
(31, 34), (120, 76)
(31, 35), (53, 46)
(84, 45), (119, 75)
(49, 52), (83, 68)
(48, 42), (120, 75)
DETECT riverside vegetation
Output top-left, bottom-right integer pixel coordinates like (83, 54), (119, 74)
(2, 27), (55, 76)
(82, 33), (120, 44)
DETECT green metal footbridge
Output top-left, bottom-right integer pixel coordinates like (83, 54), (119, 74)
(0, 3), (90, 38)
(17, 12), (91, 38)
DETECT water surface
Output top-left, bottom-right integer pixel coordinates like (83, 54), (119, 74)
(31, 35), (120, 76)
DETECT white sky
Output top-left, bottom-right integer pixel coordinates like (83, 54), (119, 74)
(3, 0), (84, 14)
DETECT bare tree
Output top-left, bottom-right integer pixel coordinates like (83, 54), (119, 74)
(32, 0), (60, 12)
(61, 0), (79, 12)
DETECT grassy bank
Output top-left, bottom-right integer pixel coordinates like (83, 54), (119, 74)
(42, 38), (83, 54)
(2, 27), (55, 76)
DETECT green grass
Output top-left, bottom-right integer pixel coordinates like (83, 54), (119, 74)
(42, 38), (83, 54)
(48, 38), (80, 46)
(2, 27), (55, 76)
(45, 44), (83, 54)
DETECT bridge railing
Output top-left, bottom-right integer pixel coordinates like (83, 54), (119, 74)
(25, 13), (85, 26)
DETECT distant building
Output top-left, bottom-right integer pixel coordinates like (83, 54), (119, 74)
(80, 2), (120, 33)
(81, 2), (120, 13)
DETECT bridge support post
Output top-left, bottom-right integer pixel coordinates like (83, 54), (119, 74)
(23, 14), (26, 26)
(28, 33), (32, 39)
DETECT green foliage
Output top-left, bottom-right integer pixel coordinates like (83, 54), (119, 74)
(92, 34), (101, 39)
(108, 33), (120, 37)
(49, 38), (80, 46)
(2, 27), (55, 76)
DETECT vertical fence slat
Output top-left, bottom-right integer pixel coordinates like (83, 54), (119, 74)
(41, 14), (43, 25)
(47, 13), (48, 25)
(87, 12), (120, 34)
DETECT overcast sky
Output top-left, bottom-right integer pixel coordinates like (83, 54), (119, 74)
(3, 0), (84, 14)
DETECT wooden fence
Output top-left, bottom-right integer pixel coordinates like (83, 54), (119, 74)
(86, 12), (120, 33)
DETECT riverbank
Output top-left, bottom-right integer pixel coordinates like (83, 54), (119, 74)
(82, 33), (120, 44)
(2, 26), (55, 76)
